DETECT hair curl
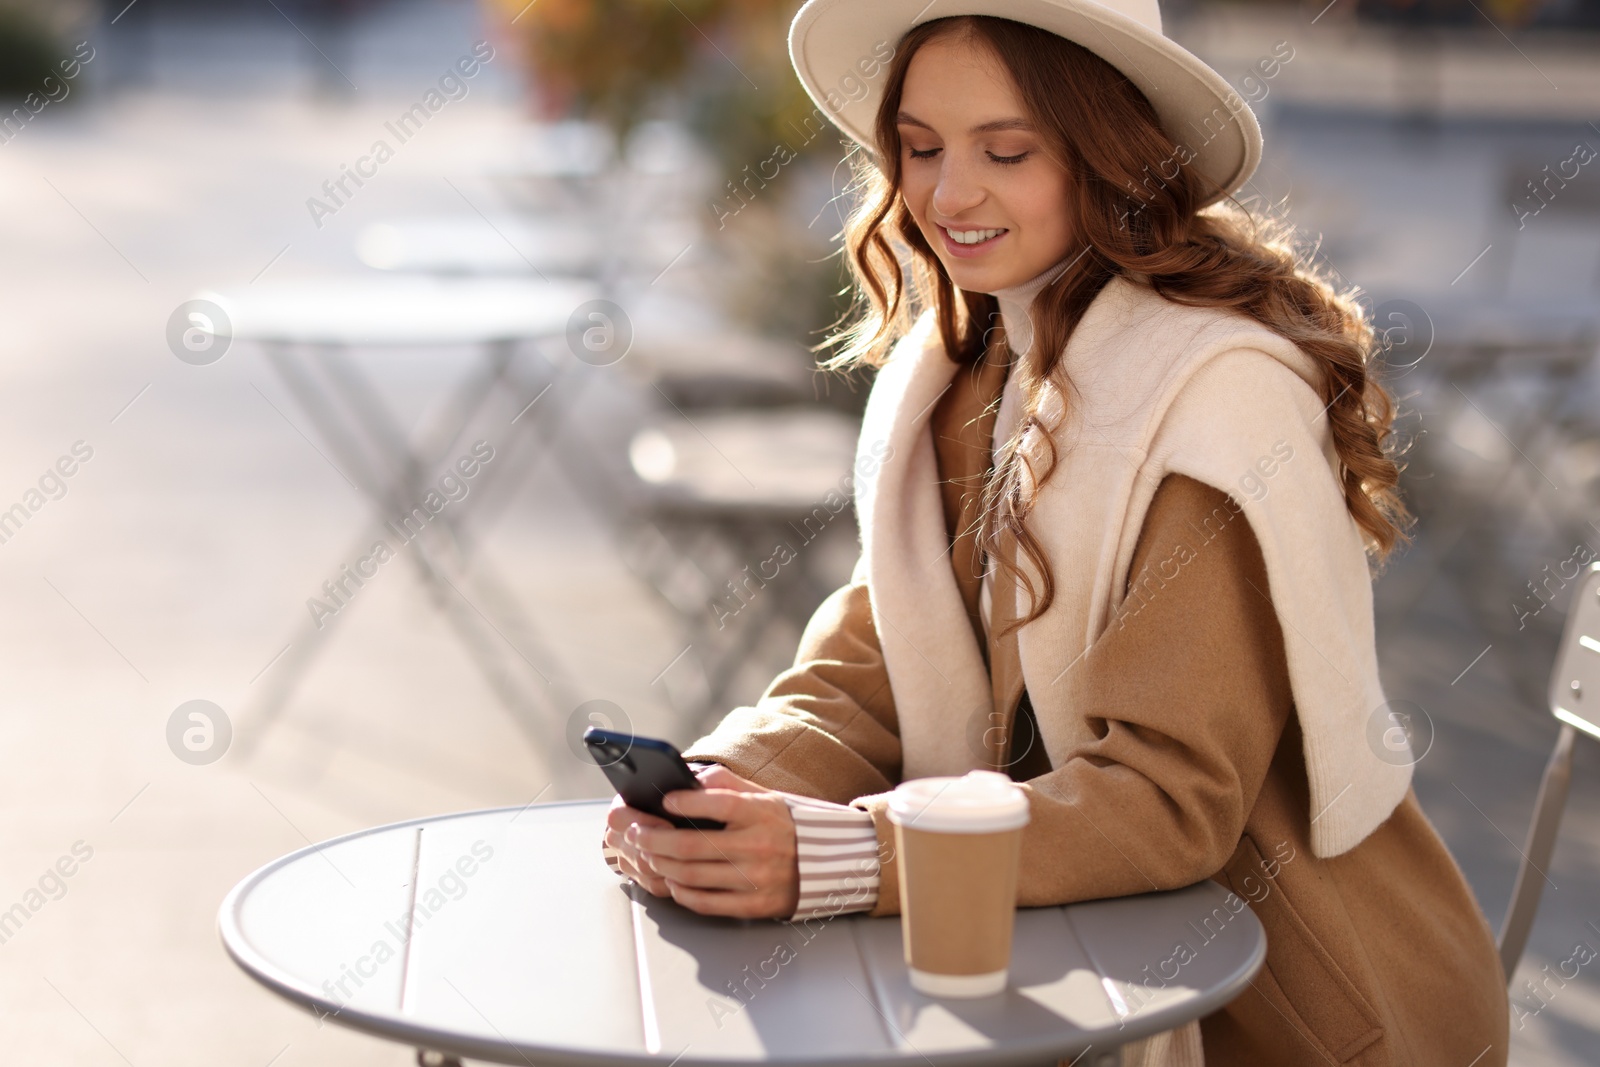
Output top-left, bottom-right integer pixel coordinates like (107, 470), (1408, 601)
(821, 15), (1413, 631)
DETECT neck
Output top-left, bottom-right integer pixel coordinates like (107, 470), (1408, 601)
(986, 252), (1080, 359)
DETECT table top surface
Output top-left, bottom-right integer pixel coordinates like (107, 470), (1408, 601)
(353, 215), (700, 277)
(197, 276), (601, 345)
(218, 800), (1265, 1067)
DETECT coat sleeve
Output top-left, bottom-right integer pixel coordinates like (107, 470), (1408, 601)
(851, 473), (1295, 917)
(679, 575), (902, 806)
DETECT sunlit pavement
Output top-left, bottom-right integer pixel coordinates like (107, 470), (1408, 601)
(0, 4), (700, 1064)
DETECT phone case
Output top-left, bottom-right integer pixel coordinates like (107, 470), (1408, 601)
(583, 728), (726, 830)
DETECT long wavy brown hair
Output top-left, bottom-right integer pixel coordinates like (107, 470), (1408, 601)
(823, 15), (1414, 631)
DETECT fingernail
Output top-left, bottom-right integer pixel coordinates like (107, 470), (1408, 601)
(663, 795), (678, 812)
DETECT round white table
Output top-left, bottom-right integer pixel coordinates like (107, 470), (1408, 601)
(218, 800), (1265, 1067)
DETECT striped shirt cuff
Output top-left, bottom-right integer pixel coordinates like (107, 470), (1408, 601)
(782, 794), (880, 922)
(602, 842), (629, 879)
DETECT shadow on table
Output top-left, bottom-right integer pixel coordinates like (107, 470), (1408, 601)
(632, 888), (1108, 1061)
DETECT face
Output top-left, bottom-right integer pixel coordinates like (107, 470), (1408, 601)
(896, 33), (1076, 294)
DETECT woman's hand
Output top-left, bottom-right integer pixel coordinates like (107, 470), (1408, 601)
(602, 764), (799, 919)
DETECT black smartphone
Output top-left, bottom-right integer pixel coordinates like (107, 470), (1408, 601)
(582, 727), (725, 830)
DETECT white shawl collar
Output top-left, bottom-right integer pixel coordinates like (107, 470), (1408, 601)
(854, 274), (1412, 858)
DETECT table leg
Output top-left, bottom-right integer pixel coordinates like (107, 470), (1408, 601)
(316, 339), (521, 551)
(245, 339), (582, 760)
(262, 342), (395, 504)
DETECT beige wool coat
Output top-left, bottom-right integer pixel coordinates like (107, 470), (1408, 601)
(683, 322), (1510, 1065)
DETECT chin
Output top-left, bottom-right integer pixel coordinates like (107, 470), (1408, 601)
(944, 261), (1014, 294)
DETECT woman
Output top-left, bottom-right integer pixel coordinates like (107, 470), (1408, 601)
(602, 1), (1509, 1063)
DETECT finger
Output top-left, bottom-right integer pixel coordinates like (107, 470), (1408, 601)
(631, 870), (672, 897)
(665, 880), (786, 920)
(632, 820), (773, 863)
(607, 823), (688, 887)
(614, 851), (671, 896)
(630, 823), (721, 862)
(605, 830), (647, 878)
(636, 842), (783, 902)
(606, 818), (651, 853)
(603, 823), (645, 860)
(662, 787), (776, 826)
(642, 854), (761, 891)
(635, 799), (792, 863)
(606, 804), (673, 834)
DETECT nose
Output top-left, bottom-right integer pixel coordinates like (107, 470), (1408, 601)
(929, 151), (985, 221)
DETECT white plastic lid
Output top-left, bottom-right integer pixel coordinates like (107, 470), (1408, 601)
(887, 770), (1030, 833)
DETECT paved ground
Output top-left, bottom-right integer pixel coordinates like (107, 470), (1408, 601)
(0, 1), (1595, 1064)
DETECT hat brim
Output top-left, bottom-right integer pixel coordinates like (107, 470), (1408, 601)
(788, 0), (1262, 208)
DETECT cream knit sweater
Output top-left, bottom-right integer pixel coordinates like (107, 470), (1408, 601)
(856, 260), (1411, 861)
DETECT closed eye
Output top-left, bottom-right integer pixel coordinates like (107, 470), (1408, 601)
(905, 146), (1030, 165)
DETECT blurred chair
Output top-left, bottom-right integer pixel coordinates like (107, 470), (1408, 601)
(196, 274), (597, 754)
(622, 329), (820, 411)
(620, 120), (718, 195)
(528, 274), (850, 727)
(1498, 560), (1600, 981)
(453, 118), (814, 409)
(480, 119), (617, 216)
(481, 118), (714, 212)
(611, 284), (819, 409)
(601, 406), (862, 727)
(1388, 305), (1600, 709)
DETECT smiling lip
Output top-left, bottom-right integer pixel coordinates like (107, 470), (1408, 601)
(938, 224), (1008, 259)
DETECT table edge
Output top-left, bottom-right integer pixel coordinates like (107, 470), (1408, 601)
(217, 803), (1267, 1067)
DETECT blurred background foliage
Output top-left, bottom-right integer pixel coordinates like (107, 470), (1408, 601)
(1354, 0), (1600, 28)
(486, 0), (859, 389)
(0, 0), (92, 95)
(486, 0), (829, 174)
(0, 10), (62, 94)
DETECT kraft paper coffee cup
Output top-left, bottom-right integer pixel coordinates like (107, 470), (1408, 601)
(887, 770), (1029, 997)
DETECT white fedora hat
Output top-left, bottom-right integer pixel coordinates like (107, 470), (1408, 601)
(788, 0), (1262, 206)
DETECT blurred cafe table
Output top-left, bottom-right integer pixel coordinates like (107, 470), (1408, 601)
(193, 275), (599, 754)
(354, 214), (700, 285)
(218, 801), (1266, 1067)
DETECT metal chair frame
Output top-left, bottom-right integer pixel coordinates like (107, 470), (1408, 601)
(1497, 560), (1600, 981)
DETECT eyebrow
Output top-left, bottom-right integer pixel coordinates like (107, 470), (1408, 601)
(896, 111), (1035, 134)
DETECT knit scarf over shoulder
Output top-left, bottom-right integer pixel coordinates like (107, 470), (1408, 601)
(853, 266), (1410, 858)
